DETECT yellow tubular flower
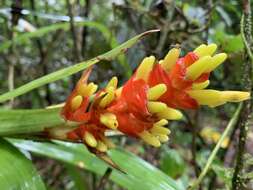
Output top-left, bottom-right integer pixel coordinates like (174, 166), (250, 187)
(147, 84), (167, 100)
(150, 125), (170, 135)
(193, 43), (217, 57)
(139, 131), (161, 147)
(205, 44), (217, 56)
(147, 101), (167, 113)
(187, 90), (250, 107)
(186, 56), (212, 80)
(100, 113), (118, 129)
(154, 119), (169, 126)
(99, 86), (115, 108)
(135, 56), (155, 81)
(71, 95), (83, 110)
(221, 91), (250, 102)
(192, 80), (210, 90)
(157, 107), (183, 120)
(193, 44), (207, 57)
(78, 82), (98, 97)
(160, 48), (181, 71)
(205, 53), (227, 72)
(84, 132), (97, 147)
(106, 76), (118, 90)
(157, 134), (169, 143)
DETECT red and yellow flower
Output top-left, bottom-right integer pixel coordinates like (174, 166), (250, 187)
(60, 44), (250, 152)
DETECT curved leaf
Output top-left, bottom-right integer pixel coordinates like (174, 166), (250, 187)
(10, 139), (182, 190)
(0, 29), (159, 103)
(0, 138), (46, 190)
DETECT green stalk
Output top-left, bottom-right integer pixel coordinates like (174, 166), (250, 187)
(188, 104), (242, 190)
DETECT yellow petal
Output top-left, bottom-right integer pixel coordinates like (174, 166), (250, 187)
(205, 53), (227, 72)
(99, 87), (115, 108)
(139, 131), (161, 147)
(186, 56), (212, 80)
(193, 44), (207, 57)
(157, 134), (169, 143)
(160, 48), (180, 71)
(147, 84), (167, 100)
(150, 125), (170, 135)
(96, 140), (108, 152)
(192, 80), (210, 90)
(71, 95), (83, 110)
(147, 101), (167, 113)
(157, 107), (183, 120)
(187, 90), (224, 107)
(100, 113), (118, 129)
(106, 76), (118, 90)
(193, 44), (217, 57)
(78, 82), (98, 97)
(205, 44), (217, 56)
(187, 90), (250, 107)
(135, 56), (155, 81)
(221, 91), (250, 102)
(84, 132), (97, 147)
(154, 119), (168, 126)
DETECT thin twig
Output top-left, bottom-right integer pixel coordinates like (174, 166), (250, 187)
(8, 0), (23, 107)
(188, 104), (243, 190)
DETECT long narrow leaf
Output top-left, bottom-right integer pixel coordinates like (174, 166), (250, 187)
(0, 138), (46, 190)
(0, 108), (63, 135)
(0, 29), (158, 103)
(10, 139), (181, 190)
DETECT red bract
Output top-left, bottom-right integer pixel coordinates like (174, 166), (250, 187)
(108, 78), (154, 136)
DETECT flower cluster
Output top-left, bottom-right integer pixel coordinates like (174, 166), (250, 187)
(61, 44), (250, 152)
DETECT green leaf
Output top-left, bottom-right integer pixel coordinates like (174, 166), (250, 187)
(0, 108), (63, 135)
(159, 148), (185, 179)
(0, 21), (131, 76)
(0, 138), (46, 190)
(0, 29), (158, 103)
(10, 139), (182, 190)
(212, 27), (244, 53)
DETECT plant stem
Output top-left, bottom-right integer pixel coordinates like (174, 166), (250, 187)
(188, 104), (242, 190)
(232, 1), (253, 189)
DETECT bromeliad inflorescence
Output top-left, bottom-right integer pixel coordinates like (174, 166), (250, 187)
(60, 44), (250, 153)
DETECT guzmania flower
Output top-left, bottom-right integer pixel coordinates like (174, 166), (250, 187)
(60, 44), (250, 153)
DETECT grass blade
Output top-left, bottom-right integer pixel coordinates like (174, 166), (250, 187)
(0, 29), (158, 103)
